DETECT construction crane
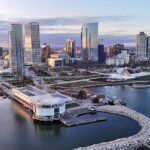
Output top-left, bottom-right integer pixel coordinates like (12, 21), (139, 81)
(99, 38), (104, 45)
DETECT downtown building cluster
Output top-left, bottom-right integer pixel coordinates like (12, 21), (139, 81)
(9, 22), (41, 77)
(5, 21), (150, 78)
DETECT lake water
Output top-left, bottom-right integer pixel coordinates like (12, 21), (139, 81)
(0, 85), (149, 150)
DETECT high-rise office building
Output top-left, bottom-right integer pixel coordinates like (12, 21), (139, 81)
(25, 22), (41, 64)
(147, 36), (150, 60)
(75, 47), (81, 57)
(81, 23), (98, 61)
(66, 38), (75, 57)
(136, 32), (148, 61)
(0, 47), (3, 57)
(113, 44), (124, 55)
(106, 46), (113, 57)
(9, 24), (25, 77)
(41, 43), (51, 63)
(98, 44), (106, 64)
(106, 44), (124, 57)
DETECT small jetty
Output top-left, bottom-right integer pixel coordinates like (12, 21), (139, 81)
(61, 117), (106, 127)
(61, 107), (106, 127)
(132, 84), (150, 88)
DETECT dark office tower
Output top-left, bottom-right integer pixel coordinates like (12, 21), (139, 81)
(147, 36), (150, 60)
(98, 44), (106, 64)
(41, 43), (51, 63)
(0, 47), (3, 57)
(113, 44), (124, 55)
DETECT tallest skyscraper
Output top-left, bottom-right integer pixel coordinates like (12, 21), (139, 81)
(25, 22), (41, 64)
(81, 23), (98, 61)
(9, 24), (25, 77)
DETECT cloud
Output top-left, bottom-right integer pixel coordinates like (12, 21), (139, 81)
(20, 16), (135, 26)
(0, 16), (138, 47)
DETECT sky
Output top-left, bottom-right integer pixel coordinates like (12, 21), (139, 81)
(0, 0), (150, 47)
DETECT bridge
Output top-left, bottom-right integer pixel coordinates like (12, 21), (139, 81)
(28, 70), (50, 92)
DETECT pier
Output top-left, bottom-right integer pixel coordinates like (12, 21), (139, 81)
(61, 117), (106, 127)
(61, 108), (106, 127)
(74, 105), (150, 150)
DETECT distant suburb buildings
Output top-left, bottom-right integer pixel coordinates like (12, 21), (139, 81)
(9, 24), (25, 77)
(81, 23), (98, 61)
(25, 22), (41, 64)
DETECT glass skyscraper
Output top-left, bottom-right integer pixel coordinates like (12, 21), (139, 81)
(81, 23), (98, 61)
(9, 24), (25, 77)
(136, 32), (148, 61)
(25, 22), (41, 64)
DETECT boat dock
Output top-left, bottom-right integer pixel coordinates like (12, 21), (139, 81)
(69, 107), (95, 117)
(61, 116), (106, 127)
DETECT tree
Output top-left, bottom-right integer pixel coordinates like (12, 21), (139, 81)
(77, 90), (87, 100)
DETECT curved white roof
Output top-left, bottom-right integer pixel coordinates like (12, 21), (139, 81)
(15, 86), (70, 106)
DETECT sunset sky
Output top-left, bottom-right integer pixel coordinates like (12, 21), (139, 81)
(0, 0), (150, 47)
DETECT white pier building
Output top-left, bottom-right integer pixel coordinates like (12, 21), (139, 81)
(12, 86), (71, 121)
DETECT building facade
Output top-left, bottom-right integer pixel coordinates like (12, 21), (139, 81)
(0, 47), (3, 57)
(41, 43), (51, 63)
(136, 32), (148, 61)
(48, 58), (63, 67)
(98, 44), (106, 64)
(9, 24), (25, 77)
(81, 23), (98, 61)
(25, 22), (41, 64)
(147, 36), (150, 60)
(12, 86), (70, 121)
(106, 50), (129, 66)
(112, 44), (125, 56)
(66, 38), (75, 58)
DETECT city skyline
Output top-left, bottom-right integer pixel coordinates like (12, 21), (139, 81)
(1, 0), (150, 47)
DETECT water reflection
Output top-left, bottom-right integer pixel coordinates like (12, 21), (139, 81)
(0, 86), (149, 150)
(34, 122), (62, 139)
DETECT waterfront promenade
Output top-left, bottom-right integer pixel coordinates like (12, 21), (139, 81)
(74, 105), (150, 150)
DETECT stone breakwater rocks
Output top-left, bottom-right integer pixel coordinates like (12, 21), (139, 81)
(74, 105), (150, 150)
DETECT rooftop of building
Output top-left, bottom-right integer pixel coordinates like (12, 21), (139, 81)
(15, 86), (71, 106)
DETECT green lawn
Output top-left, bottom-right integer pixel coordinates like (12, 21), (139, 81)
(66, 103), (80, 109)
(58, 81), (100, 88)
(8, 80), (34, 87)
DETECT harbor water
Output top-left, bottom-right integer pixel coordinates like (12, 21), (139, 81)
(0, 85), (149, 150)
